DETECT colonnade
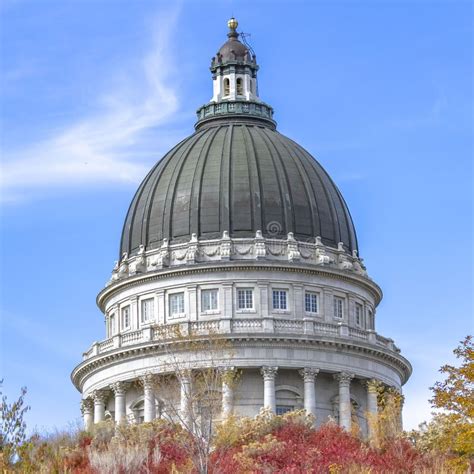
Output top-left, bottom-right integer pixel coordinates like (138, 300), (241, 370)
(80, 368), (388, 436)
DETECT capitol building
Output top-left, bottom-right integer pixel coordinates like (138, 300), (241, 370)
(72, 18), (411, 437)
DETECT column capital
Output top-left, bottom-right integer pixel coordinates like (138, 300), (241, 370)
(362, 378), (381, 393)
(80, 398), (94, 414)
(333, 372), (354, 386)
(111, 381), (130, 395)
(178, 369), (193, 383)
(261, 366), (278, 381)
(92, 390), (109, 404)
(299, 368), (319, 382)
(140, 373), (156, 390)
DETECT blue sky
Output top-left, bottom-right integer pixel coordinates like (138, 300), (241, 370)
(1, 0), (472, 433)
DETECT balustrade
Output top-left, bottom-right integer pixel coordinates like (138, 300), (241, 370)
(81, 320), (397, 360)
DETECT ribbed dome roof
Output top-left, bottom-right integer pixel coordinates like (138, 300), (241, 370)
(120, 119), (358, 257)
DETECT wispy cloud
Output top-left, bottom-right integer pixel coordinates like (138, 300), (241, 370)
(1, 8), (182, 204)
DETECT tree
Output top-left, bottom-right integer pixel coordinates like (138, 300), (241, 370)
(410, 335), (474, 471)
(431, 335), (474, 419)
(0, 382), (30, 468)
(144, 324), (239, 474)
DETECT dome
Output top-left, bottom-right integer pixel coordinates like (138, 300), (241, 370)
(120, 118), (358, 257)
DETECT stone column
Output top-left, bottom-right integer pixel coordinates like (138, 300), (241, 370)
(92, 390), (108, 424)
(299, 368), (319, 418)
(180, 370), (193, 427)
(365, 379), (379, 439)
(112, 382), (129, 425)
(222, 368), (236, 417)
(80, 398), (94, 431)
(261, 366), (278, 412)
(142, 375), (156, 422)
(334, 372), (354, 430)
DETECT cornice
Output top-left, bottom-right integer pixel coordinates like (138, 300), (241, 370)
(71, 333), (410, 391)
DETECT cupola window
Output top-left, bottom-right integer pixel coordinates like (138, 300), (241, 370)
(236, 77), (243, 95)
(223, 78), (230, 96)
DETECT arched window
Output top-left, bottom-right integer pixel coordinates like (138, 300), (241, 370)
(223, 78), (230, 96)
(236, 77), (243, 95)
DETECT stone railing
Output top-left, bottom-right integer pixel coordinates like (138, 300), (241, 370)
(274, 319), (304, 333)
(196, 100), (274, 123)
(82, 320), (398, 360)
(107, 232), (368, 286)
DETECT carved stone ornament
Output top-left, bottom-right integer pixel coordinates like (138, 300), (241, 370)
(333, 372), (354, 386)
(80, 398), (94, 414)
(261, 366), (278, 380)
(299, 367), (320, 382)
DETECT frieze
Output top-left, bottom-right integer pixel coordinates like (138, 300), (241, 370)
(107, 231), (369, 287)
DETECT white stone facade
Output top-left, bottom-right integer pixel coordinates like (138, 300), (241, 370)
(72, 234), (411, 436)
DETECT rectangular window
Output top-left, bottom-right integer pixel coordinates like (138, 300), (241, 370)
(109, 314), (116, 336)
(141, 298), (154, 323)
(305, 292), (318, 313)
(276, 405), (293, 415)
(333, 297), (344, 319)
(169, 292), (185, 315)
(121, 305), (130, 329)
(237, 289), (253, 310)
(201, 289), (218, 312)
(368, 309), (373, 329)
(355, 303), (363, 326)
(272, 290), (288, 310)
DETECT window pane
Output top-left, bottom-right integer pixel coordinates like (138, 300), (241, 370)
(333, 297), (343, 319)
(170, 293), (185, 315)
(202, 289), (218, 311)
(121, 306), (130, 328)
(273, 290), (287, 310)
(305, 292), (318, 313)
(276, 405), (293, 415)
(355, 303), (362, 326)
(141, 298), (154, 323)
(238, 289), (253, 309)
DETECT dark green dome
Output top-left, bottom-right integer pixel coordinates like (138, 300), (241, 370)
(120, 117), (358, 257)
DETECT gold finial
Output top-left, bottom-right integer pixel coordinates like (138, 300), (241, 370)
(227, 17), (238, 32)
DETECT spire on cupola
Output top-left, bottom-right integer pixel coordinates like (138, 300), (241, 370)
(195, 18), (275, 130)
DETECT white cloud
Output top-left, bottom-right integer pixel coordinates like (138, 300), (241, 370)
(1, 8), (182, 203)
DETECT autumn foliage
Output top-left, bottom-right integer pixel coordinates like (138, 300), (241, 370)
(9, 411), (454, 473)
(2, 336), (472, 473)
